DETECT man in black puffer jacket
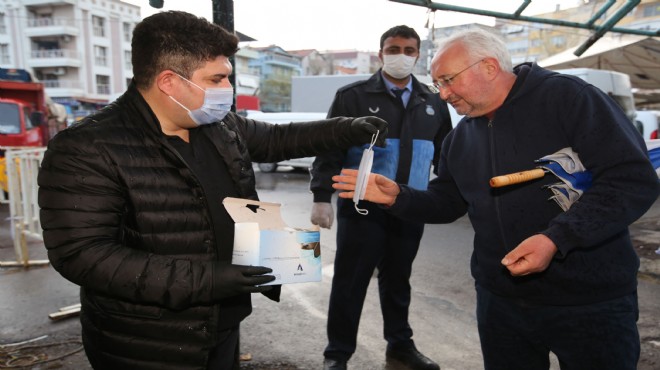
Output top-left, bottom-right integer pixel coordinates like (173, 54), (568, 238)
(37, 11), (387, 370)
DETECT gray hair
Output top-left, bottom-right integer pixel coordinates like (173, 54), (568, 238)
(435, 28), (513, 72)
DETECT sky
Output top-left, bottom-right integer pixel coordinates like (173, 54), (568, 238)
(123, 0), (581, 52)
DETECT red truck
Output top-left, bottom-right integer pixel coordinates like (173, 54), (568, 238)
(0, 68), (49, 148)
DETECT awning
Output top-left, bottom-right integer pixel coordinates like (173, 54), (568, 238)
(538, 36), (660, 106)
(74, 97), (109, 105)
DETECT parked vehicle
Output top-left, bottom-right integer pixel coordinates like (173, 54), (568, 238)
(555, 68), (637, 125)
(0, 69), (49, 148)
(634, 110), (659, 140)
(0, 68), (62, 194)
(243, 110), (326, 172)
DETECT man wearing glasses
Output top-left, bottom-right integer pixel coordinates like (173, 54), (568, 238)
(332, 28), (659, 370)
(310, 25), (452, 370)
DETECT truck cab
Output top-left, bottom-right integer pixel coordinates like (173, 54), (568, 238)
(0, 97), (45, 147)
(0, 68), (49, 195)
(0, 68), (49, 149)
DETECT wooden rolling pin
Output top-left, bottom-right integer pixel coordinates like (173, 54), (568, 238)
(490, 168), (546, 188)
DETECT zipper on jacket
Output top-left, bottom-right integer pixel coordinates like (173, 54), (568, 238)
(160, 137), (217, 252)
(487, 118), (512, 253)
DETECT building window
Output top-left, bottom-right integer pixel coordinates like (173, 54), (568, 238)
(24, 107), (35, 130)
(94, 46), (107, 66)
(123, 22), (132, 42)
(92, 16), (105, 37)
(0, 13), (6, 34)
(506, 40), (528, 55)
(0, 44), (10, 64)
(551, 36), (566, 48)
(642, 4), (660, 17)
(124, 50), (132, 70)
(96, 75), (110, 94)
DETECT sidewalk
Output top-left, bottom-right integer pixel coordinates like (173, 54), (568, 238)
(631, 196), (660, 278)
(1, 196), (659, 369)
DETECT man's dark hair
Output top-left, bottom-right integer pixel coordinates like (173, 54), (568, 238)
(380, 25), (420, 50)
(131, 11), (239, 89)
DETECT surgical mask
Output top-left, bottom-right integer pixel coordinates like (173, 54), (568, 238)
(169, 74), (233, 125)
(382, 54), (417, 79)
(353, 131), (379, 215)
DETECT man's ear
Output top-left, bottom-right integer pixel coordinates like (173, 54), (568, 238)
(482, 58), (500, 80)
(156, 70), (178, 96)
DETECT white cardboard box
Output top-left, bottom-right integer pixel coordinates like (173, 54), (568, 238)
(223, 197), (321, 285)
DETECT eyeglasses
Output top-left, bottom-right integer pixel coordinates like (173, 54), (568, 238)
(427, 59), (484, 93)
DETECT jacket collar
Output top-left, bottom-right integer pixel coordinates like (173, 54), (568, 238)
(115, 81), (167, 138)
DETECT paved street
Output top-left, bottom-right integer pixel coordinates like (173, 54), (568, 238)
(1, 168), (658, 369)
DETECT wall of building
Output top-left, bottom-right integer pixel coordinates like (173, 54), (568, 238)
(0, 0), (140, 121)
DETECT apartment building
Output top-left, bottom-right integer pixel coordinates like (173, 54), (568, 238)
(287, 49), (331, 76)
(496, 0), (660, 64)
(248, 45), (302, 112)
(0, 0), (140, 119)
(234, 47), (260, 95)
(424, 1), (659, 66)
(319, 49), (379, 75)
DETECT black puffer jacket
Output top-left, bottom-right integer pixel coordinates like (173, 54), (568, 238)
(38, 84), (372, 370)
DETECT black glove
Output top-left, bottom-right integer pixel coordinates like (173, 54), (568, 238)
(350, 116), (388, 147)
(211, 262), (276, 300)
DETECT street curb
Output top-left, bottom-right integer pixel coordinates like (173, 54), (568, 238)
(640, 257), (660, 278)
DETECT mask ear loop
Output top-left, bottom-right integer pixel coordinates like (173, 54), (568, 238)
(354, 204), (369, 215)
(354, 130), (379, 216)
(368, 130), (379, 150)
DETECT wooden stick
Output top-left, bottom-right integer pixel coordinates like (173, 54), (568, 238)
(490, 168), (546, 188)
(58, 303), (81, 312)
(48, 306), (81, 321)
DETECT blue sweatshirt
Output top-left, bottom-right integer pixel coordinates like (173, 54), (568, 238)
(389, 63), (660, 305)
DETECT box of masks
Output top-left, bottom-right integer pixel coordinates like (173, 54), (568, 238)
(223, 197), (321, 285)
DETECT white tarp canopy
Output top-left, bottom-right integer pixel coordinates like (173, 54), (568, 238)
(539, 36), (660, 106)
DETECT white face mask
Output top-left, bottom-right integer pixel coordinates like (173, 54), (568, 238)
(353, 131), (379, 216)
(382, 54), (417, 79)
(169, 73), (233, 125)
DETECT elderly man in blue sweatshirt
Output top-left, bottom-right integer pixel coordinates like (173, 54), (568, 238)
(332, 28), (660, 370)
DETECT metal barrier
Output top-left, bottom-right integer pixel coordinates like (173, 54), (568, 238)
(1, 147), (48, 267)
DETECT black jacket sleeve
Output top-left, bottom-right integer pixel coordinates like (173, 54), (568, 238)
(229, 112), (358, 164)
(309, 89), (352, 203)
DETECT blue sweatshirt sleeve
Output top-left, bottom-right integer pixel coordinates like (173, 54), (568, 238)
(388, 138), (469, 224)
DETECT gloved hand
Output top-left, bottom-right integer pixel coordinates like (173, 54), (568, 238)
(311, 202), (334, 229)
(350, 116), (388, 147)
(212, 262), (276, 300)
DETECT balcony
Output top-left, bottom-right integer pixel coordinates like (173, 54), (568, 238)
(41, 79), (84, 98)
(262, 54), (302, 67)
(25, 18), (79, 38)
(28, 49), (81, 68)
(22, 0), (76, 6)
